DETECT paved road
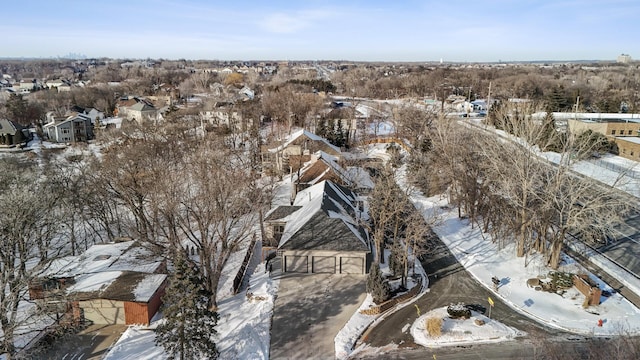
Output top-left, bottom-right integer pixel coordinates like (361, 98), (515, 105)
(596, 213), (640, 278)
(357, 232), (574, 358)
(269, 257), (366, 360)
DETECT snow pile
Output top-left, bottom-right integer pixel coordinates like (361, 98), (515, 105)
(103, 326), (165, 360)
(335, 295), (377, 359)
(411, 307), (523, 347)
(367, 121), (395, 136)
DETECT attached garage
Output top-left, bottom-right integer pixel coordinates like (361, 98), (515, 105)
(285, 255), (308, 273)
(275, 181), (371, 275)
(68, 271), (167, 325)
(312, 256), (336, 273)
(79, 299), (126, 324)
(340, 257), (364, 274)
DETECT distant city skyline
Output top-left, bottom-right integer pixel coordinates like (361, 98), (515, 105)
(1, 0), (636, 62)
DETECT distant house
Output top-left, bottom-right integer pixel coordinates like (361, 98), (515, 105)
(0, 118), (32, 147)
(42, 113), (94, 143)
(238, 86), (255, 101)
(291, 150), (375, 200)
(116, 97), (160, 124)
(263, 129), (342, 175)
(30, 240), (167, 326)
(70, 105), (105, 125)
(271, 180), (370, 274)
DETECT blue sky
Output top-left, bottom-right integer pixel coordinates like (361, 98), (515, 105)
(1, 0), (637, 61)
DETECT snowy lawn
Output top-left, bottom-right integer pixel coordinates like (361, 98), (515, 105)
(104, 265), (279, 359)
(411, 307), (523, 348)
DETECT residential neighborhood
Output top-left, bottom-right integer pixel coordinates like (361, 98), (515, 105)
(2, 2), (640, 359)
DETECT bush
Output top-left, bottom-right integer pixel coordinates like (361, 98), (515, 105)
(425, 317), (443, 337)
(366, 264), (391, 304)
(447, 303), (471, 319)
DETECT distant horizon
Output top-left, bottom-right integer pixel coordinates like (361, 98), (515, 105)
(0, 56), (626, 64)
(1, 1), (636, 62)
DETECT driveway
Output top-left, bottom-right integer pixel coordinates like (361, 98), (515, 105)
(270, 257), (366, 360)
(27, 324), (127, 360)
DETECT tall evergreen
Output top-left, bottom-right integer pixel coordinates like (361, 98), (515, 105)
(333, 119), (346, 148)
(366, 264), (391, 304)
(316, 118), (328, 138)
(156, 252), (219, 360)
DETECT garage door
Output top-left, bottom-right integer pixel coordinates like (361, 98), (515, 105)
(312, 256), (336, 273)
(285, 255), (308, 273)
(80, 300), (126, 324)
(340, 257), (363, 274)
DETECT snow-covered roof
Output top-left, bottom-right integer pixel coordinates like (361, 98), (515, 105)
(616, 136), (640, 144)
(268, 129), (341, 155)
(346, 166), (375, 189)
(67, 271), (167, 303)
(133, 274), (168, 302)
(278, 180), (368, 252)
(45, 240), (164, 278)
(67, 271), (122, 294)
(296, 150), (352, 187)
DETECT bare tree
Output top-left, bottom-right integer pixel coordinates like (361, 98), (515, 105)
(173, 136), (273, 308)
(0, 158), (68, 359)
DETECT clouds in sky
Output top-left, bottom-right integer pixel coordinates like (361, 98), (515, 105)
(0, 0), (636, 61)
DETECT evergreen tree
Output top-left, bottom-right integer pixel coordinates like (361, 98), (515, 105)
(156, 252), (219, 360)
(333, 119), (345, 148)
(316, 118), (328, 138)
(366, 264), (391, 304)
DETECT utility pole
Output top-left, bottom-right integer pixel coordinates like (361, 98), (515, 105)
(486, 82), (492, 119)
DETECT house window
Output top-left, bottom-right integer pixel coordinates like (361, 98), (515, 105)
(62, 128), (70, 134)
(611, 130), (616, 135)
(620, 130), (624, 135)
(273, 224), (285, 241)
(629, 130), (633, 135)
(631, 151), (635, 156)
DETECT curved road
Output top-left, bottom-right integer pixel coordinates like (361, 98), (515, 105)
(356, 232), (580, 359)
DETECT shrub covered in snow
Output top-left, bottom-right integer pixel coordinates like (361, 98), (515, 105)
(447, 303), (471, 319)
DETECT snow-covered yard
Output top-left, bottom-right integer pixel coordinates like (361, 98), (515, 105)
(104, 264), (279, 360)
(411, 307), (523, 348)
(403, 177), (640, 340)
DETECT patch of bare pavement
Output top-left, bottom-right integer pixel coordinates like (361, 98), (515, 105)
(27, 324), (127, 360)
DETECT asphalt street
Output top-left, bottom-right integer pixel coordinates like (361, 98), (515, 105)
(355, 232), (580, 359)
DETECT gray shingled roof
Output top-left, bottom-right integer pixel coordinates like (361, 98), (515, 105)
(278, 180), (369, 252)
(264, 206), (302, 221)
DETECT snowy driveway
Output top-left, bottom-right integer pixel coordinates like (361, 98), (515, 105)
(30, 324), (127, 360)
(270, 259), (366, 360)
